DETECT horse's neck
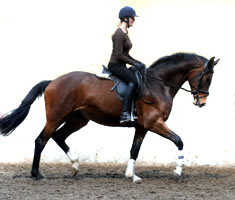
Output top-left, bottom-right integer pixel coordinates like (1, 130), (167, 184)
(149, 63), (190, 96)
(155, 63), (189, 81)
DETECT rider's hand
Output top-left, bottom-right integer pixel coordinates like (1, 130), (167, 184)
(134, 62), (146, 71)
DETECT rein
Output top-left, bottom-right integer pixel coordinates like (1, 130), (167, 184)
(145, 73), (193, 93)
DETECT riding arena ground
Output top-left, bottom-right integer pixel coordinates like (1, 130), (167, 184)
(1, 162), (235, 200)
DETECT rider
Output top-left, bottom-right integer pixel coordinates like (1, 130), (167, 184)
(108, 6), (146, 124)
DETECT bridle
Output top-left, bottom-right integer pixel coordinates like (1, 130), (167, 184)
(189, 61), (211, 96)
(143, 61), (213, 104)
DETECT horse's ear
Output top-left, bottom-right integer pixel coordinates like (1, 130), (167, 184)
(208, 57), (215, 66)
(214, 58), (220, 66)
(207, 57), (215, 70)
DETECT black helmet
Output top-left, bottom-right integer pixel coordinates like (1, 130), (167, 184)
(119, 6), (138, 20)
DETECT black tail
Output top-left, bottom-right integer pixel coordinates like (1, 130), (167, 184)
(0, 80), (52, 136)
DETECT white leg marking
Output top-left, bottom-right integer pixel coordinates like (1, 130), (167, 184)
(173, 150), (184, 177)
(67, 149), (79, 171)
(133, 175), (142, 183)
(125, 159), (135, 178)
(125, 159), (142, 183)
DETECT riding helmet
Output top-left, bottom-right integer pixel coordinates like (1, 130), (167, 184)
(119, 6), (138, 19)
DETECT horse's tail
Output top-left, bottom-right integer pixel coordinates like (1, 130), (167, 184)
(0, 80), (52, 136)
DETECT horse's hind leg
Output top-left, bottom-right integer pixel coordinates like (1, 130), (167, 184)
(31, 122), (58, 179)
(125, 125), (147, 183)
(52, 111), (89, 176)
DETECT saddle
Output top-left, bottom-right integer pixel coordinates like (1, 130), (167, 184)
(101, 65), (144, 101)
(96, 65), (144, 122)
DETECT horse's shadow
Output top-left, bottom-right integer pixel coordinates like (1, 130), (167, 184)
(12, 169), (184, 182)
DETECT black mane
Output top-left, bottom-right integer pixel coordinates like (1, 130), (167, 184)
(149, 53), (207, 68)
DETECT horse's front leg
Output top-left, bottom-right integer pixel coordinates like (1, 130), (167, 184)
(125, 126), (147, 183)
(146, 117), (185, 177)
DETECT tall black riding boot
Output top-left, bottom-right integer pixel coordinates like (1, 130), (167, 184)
(120, 82), (136, 124)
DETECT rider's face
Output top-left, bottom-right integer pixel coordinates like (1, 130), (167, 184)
(128, 17), (135, 27)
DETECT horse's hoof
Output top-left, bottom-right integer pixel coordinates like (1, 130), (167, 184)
(173, 169), (182, 177)
(125, 172), (133, 178)
(31, 171), (44, 180)
(71, 168), (79, 177)
(133, 175), (142, 184)
(31, 173), (44, 180)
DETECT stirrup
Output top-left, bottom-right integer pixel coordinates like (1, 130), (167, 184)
(120, 112), (132, 124)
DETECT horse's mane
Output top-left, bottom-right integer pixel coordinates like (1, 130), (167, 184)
(149, 53), (207, 69)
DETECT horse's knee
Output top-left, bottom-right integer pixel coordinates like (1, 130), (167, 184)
(175, 136), (183, 150)
(170, 131), (183, 150)
(177, 139), (183, 150)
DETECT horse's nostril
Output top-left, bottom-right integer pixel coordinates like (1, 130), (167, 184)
(199, 103), (206, 107)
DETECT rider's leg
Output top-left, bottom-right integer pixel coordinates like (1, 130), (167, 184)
(120, 82), (136, 123)
(108, 63), (138, 123)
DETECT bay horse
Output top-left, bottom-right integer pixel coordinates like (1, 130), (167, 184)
(0, 53), (219, 183)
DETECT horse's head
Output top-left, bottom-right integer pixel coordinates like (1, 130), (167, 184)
(188, 57), (219, 107)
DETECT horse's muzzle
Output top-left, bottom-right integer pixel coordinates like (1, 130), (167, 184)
(193, 96), (207, 107)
